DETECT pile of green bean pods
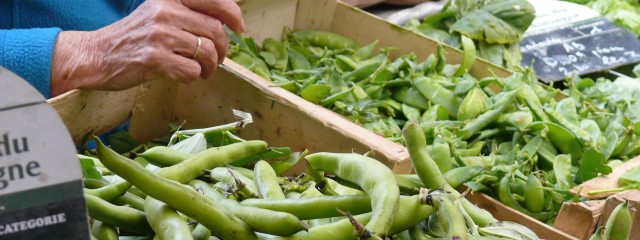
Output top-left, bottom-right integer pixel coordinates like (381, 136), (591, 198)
(226, 29), (640, 226)
(81, 116), (542, 240)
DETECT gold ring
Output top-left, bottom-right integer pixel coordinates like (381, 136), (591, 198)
(192, 36), (202, 59)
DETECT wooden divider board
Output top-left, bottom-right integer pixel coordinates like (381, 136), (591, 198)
(554, 200), (606, 240)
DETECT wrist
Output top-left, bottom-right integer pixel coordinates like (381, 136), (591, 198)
(50, 31), (101, 97)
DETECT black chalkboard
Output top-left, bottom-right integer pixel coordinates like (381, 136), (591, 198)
(520, 17), (640, 82)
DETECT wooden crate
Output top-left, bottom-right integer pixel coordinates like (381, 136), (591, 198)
(47, 0), (576, 239)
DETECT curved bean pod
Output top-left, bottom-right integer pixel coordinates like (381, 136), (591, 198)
(305, 153), (400, 238)
(144, 196), (193, 240)
(189, 180), (308, 236)
(84, 194), (153, 235)
(95, 139), (257, 240)
(254, 160), (286, 200)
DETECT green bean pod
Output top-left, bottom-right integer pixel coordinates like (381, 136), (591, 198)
(111, 192), (145, 211)
(144, 196), (193, 240)
(305, 153), (400, 237)
(85, 194), (153, 235)
(190, 223), (211, 240)
(91, 220), (118, 240)
(240, 195), (371, 220)
(427, 191), (468, 240)
(189, 180), (308, 236)
(139, 146), (193, 167)
(254, 160), (286, 200)
(156, 140), (269, 184)
(497, 176), (554, 222)
(95, 139), (257, 240)
(211, 167), (259, 198)
(603, 201), (631, 240)
(84, 181), (133, 201)
(403, 122), (448, 189)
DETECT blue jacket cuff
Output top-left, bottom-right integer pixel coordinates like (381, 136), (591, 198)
(0, 28), (62, 98)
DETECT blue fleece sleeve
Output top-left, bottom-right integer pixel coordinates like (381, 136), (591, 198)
(0, 28), (61, 98)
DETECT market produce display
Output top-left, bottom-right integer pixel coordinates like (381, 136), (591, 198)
(80, 116), (541, 239)
(403, 0), (536, 69)
(226, 28), (640, 228)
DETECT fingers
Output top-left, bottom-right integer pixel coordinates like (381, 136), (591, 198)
(157, 53), (202, 84)
(179, 0), (245, 33)
(172, 8), (229, 64)
(170, 32), (219, 79)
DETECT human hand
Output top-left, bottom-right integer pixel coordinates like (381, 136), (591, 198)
(50, 0), (245, 97)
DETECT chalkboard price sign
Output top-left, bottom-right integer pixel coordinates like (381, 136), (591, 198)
(520, 0), (640, 82)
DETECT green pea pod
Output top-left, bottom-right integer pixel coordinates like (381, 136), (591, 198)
(299, 84), (333, 104)
(536, 138), (558, 170)
(353, 40), (379, 61)
(231, 51), (271, 81)
(530, 122), (583, 162)
(420, 104), (449, 122)
(580, 119), (602, 143)
(457, 87), (492, 121)
(402, 103), (421, 121)
(458, 89), (518, 140)
(523, 175), (545, 213)
(414, 76), (463, 118)
(95, 139), (258, 239)
(335, 55), (357, 72)
(263, 38), (288, 70)
(456, 141), (485, 157)
(287, 48), (311, 70)
(453, 35), (476, 77)
(497, 177), (554, 222)
(435, 45), (446, 73)
(603, 201), (632, 240)
(91, 220), (118, 240)
(392, 87), (430, 110)
(254, 160), (286, 200)
(291, 30), (359, 50)
(555, 98), (579, 124)
(430, 135), (454, 173)
(495, 111), (533, 131)
(85, 194), (153, 235)
(544, 107), (593, 146)
(553, 154), (574, 190)
(519, 136), (543, 160)
(305, 153), (400, 238)
(144, 196), (193, 240)
(343, 55), (384, 82)
(321, 87), (353, 106)
(443, 166), (484, 188)
(515, 85), (549, 122)
(453, 79), (478, 96)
